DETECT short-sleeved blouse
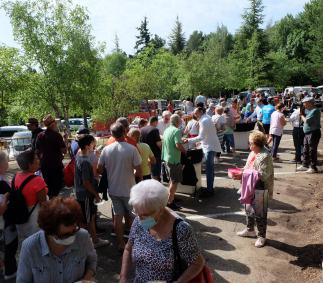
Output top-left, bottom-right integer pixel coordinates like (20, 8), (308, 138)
(129, 217), (200, 283)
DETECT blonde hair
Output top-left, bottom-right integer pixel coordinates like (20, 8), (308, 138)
(128, 127), (140, 142)
(249, 130), (267, 148)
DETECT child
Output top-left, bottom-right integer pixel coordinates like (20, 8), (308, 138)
(74, 134), (109, 248)
(223, 107), (236, 154)
(0, 151), (17, 280)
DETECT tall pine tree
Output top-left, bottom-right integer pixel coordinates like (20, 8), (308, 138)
(169, 16), (186, 55)
(134, 17), (151, 53)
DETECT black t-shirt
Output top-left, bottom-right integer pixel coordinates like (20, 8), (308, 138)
(31, 127), (43, 150)
(36, 129), (66, 168)
(0, 180), (10, 195)
(140, 125), (161, 158)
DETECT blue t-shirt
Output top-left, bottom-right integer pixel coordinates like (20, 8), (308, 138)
(262, 104), (275, 125)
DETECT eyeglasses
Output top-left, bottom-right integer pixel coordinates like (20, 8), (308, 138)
(56, 225), (80, 239)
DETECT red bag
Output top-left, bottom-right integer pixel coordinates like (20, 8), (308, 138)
(188, 265), (214, 283)
(64, 158), (75, 187)
(172, 218), (215, 283)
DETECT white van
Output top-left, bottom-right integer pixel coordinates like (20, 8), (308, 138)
(8, 131), (32, 159)
(0, 126), (28, 139)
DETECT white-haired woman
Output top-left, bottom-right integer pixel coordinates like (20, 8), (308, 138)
(119, 180), (204, 283)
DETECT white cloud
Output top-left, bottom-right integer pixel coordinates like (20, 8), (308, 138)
(1, 0), (310, 54)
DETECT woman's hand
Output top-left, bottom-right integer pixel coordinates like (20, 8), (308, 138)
(232, 172), (242, 180)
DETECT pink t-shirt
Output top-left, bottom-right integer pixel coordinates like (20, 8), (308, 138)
(269, 111), (284, 136)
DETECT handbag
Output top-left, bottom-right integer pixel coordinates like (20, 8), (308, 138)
(172, 218), (214, 283)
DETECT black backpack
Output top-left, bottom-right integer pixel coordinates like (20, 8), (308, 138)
(7, 174), (38, 224)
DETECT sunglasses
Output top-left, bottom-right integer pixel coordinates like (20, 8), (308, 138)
(56, 226), (80, 239)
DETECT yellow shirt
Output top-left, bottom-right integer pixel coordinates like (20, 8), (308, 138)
(137, 143), (155, 176)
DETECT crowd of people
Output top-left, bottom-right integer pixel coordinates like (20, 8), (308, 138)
(0, 90), (321, 282)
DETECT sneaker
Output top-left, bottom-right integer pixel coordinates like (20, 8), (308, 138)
(297, 165), (309, 171)
(236, 228), (256, 238)
(255, 237), (266, 248)
(306, 167), (318, 174)
(94, 238), (110, 249)
(4, 272), (17, 280)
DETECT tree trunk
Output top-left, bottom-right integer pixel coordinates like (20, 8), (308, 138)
(83, 111), (88, 129)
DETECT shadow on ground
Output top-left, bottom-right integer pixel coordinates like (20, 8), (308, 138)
(266, 239), (323, 269)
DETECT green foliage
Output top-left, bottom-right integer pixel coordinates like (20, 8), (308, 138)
(169, 16), (186, 55)
(186, 31), (204, 53)
(134, 16), (151, 53)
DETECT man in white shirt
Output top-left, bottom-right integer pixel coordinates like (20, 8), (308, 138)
(157, 110), (171, 136)
(186, 107), (222, 197)
(289, 107), (304, 163)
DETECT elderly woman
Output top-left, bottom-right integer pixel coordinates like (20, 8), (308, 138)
(16, 197), (97, 283)
(233, 131), (274, 248)
(119, 180), (205, 283)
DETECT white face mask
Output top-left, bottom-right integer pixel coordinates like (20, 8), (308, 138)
(52, 235), (76, 246)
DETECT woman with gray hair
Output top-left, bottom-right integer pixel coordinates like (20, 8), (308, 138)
(119, 179), (204, 283)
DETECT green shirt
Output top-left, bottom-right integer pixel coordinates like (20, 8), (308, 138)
(303, 108), (321, 134)
(161, 125), (182, 164)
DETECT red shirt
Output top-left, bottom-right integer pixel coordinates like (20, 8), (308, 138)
(106, 136), (137, 147)
(14, 172), (48, 207)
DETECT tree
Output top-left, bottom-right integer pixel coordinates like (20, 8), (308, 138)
(113, 34), (121, 53)
(3, 0), (102, 126)
(150, 34), (166, 49)
(186, 31), (204, 53)
(169, 16), (186, 55)
(134, 16), (151, 53)
(0, 46), (25, 124)
(241, 0), (265, 39)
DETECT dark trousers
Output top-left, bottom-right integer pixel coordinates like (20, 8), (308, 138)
(303, 130), (321, 168)
(4, 224), (18, 276)
(246, 208), (268, 238)
(292, 127), (304, 161)
(41, 166), (64, 197)
(271, 134), (282, 158)
(205, 151), (215, 192)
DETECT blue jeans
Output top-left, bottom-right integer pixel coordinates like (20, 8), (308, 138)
(271, 134), (282, 158)
(205, 151), (215, 192)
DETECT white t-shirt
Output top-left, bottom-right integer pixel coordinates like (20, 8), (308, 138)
(186, 119), (199, 136)
(157, 119), (170, 136)
(269, 111), (285, 136)
(98, 142), (142, 197)
(212, 114), (225, 132)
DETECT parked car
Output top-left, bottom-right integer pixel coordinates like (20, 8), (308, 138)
(316, 86), (323, 95)
(60, 118), (92, 132)
(9, 131), (32, 159)
(284, 86), (316, 96)
(256, 87), (275, 96)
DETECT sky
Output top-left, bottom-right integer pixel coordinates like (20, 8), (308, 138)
(0, 0), (310, 55)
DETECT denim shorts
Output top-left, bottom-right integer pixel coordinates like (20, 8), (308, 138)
(110, 195), (132, 216)
(151, 158), (161, 178)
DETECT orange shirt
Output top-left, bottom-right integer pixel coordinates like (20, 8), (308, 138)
(106, 136), (137, 147)
(14, 172), (48, 207)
